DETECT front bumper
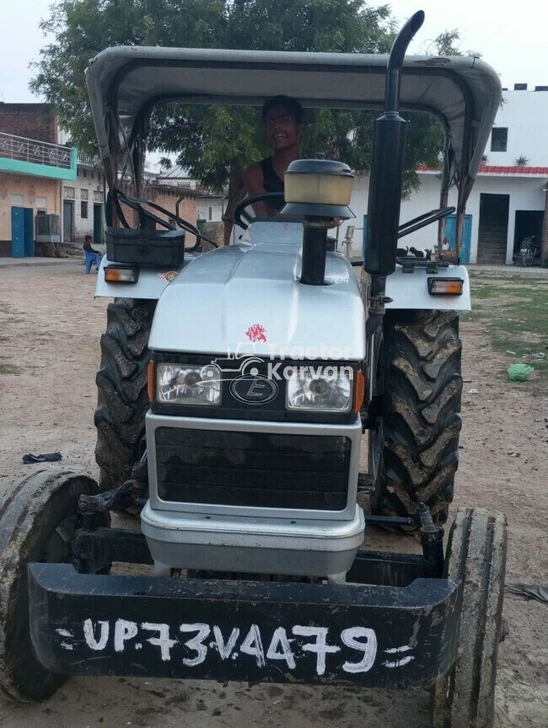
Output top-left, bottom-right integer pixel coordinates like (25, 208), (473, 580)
(141, 502), (365, 577)
(28, 562), (461, 689)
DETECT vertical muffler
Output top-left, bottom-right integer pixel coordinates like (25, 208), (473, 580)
(363, 10), (425, 333)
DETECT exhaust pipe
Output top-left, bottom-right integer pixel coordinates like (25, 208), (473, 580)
(364, 10), (425, 337)
(364, 10), (425, 278)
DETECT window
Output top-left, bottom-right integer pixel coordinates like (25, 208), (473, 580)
(491, 127), (508, 152)
(91, 172), (95, 179)
(81, 201), (88, 218)
(83, 169), (87, 178)
(209, 206), (213, 221)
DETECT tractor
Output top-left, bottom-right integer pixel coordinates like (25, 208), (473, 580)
(0, 11), (507, 727)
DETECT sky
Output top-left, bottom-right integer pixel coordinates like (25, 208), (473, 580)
(0, 0), (546, 102)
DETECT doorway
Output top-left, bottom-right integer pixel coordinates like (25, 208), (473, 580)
(477, 194), (510, 264)
(11, 207), (34, 258)
(63, 200), (75, 242)
(93, 203), (103, 246)
(513, 210), (544, 257)
(443, 214), (472, 263)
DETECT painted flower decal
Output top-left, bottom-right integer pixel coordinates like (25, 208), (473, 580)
(246, 324), (267, 342)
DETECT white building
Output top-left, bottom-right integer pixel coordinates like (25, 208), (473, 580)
(197, 192), (226, 223)
(56, 128), (107, 244)
(61, 156), (106, 244)
(342, 85), (548, 264)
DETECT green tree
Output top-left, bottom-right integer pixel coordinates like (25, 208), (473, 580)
(31, 0), (445, 240)
(429, 29), (481, 58)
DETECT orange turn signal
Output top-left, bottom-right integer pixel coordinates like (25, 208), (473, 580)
(427, 277), (464, 295)
(354, 370), (366, 414)
(104, 266), (139, 283)
(147, 361), (156, 402)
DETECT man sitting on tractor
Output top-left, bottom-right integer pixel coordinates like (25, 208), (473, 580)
(243, 95), (305, 217)
(243, 95), (341, 229)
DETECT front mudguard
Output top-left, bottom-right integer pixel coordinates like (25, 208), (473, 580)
(94, 255), (200, 300)
(385, 264), (471, 311)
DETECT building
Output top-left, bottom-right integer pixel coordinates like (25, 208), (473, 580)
(0, 103), (77, 257)
(0, 105), (199, 256)
(61, 155), (106, 245)
(197, 191), (226, 224)
(155, 164), (226, 223)
(343, 85), (548, 264)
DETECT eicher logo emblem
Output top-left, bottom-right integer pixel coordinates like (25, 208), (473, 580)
(246, 324), (267, 342)
(230, 375), (278, 406)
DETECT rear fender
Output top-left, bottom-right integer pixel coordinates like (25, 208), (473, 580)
(384, 264), (471, 311)
(94, 255), (197, 300)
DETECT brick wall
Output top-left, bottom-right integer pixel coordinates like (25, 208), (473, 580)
(0, 103), (57, 144)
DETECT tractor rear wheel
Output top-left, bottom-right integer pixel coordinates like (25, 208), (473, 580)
(431, 507), (508, 728)
(94, 298), (156, 493)
(369, 309), (463, 527)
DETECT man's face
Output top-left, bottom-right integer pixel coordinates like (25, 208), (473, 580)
(265, 104), (302, 151)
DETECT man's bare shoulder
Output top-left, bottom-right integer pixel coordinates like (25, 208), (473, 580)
(243, 162), (265, 193)
(243, 162), (262, 181)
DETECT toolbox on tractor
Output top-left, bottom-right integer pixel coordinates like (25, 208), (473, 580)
(0, 10), (508, 728)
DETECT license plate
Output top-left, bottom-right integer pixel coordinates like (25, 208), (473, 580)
(29, 564), (459, 689)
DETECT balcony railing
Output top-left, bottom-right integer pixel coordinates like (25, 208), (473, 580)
(0, 132), (72, 168)
(0, 132), (77, 180)
(78, 151), (102, 167)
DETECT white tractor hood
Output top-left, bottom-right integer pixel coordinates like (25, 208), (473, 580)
(148, 225), (365, 362)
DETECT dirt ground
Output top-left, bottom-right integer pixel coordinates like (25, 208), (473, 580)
(0, 260), (547, 727)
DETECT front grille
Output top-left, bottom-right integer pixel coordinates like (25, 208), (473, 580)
(155, 428), (351, 510)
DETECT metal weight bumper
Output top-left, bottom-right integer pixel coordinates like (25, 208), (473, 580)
(28, 561), (461, 690)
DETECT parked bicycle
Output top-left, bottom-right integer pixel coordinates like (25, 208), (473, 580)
(519, 235), (540, 266)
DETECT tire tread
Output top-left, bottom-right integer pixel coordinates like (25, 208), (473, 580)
(94, 298), (155, 491)
(431, 507), (508, 728)
(373, 310), (463, 524)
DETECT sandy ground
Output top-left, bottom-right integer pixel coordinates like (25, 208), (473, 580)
(0, 261), (547, 727)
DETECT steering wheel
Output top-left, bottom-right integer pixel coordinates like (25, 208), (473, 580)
(233, 192), (286, 230)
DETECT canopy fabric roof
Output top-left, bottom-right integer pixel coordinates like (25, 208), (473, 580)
(85, 46), (501, 199)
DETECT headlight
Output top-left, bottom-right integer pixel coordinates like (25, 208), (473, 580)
(286, 367), (353, 412)
(157, 363), (221, 406)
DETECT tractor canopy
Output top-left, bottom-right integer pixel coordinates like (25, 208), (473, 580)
(85, 46), (501, 206)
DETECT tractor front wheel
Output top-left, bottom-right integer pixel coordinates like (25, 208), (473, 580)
(431, 507), (508, 728)
(0, 469), (104, 701)
(369, 309), (463, 527)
